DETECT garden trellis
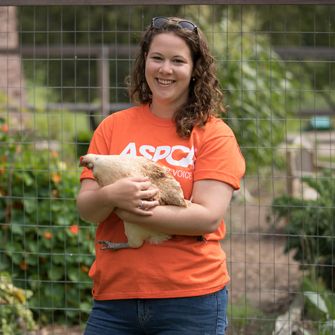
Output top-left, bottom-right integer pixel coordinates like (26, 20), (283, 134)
(0, 1), (335, 334)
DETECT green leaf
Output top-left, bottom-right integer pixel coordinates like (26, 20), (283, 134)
(321, 320), (335, 335)
(23, 199), (37, 214)
(11, 224), (23, 235)
(27, 240), (39, 253)
(48, 266), (64, 281)
(304, 291), (329, 317)
(79, 301), (92, 314)
(22, 172), (34, 186)
(0, 257), (10, 271)
(52, 254), (65, 265)
(68, 268), (79, 282)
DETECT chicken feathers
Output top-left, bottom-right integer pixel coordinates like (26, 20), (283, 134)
(79, 154), (188, 250)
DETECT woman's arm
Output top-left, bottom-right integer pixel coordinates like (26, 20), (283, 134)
(76, 178), (159, 224)
(114, 179), (234, 236)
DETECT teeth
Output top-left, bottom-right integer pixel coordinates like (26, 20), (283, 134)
(157, 79), (173, 85)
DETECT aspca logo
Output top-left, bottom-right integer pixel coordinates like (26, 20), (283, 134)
(120, 142), (194, 168)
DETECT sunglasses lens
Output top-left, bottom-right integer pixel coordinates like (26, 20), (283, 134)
(152, 17), (169, 29)
(151, 17), (197, 34)
(178, 21), (196, 31)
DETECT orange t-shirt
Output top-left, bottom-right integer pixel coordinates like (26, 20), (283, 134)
(80, 104), (245, 300)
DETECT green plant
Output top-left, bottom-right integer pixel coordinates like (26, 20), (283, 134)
(302, 277), (335, 335)
(0, 272), (37, 335)
(74, 130), (93, 159)
(186, 7), (301, 173)
(271, 170), (335, 289)
(25, 74), (90, 162)
(0, 117), (95, 325)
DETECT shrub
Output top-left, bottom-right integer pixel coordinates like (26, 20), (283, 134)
(302, 276), (335, 335)
(271, 171), (335, 289)
(74, 130), (93, 159)
(0, 117), (95, 325)
(0, 271), (37, 335)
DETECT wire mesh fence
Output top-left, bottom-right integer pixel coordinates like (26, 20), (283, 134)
(0, 3), (334, 334)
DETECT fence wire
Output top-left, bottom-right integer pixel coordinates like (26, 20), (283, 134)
(0, 3), (334, 335)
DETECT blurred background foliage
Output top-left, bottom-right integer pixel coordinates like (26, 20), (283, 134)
(16, 4), (335, 171)
(0, 116), (95, 326)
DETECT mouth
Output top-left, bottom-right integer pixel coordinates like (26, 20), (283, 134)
(156, 78), (175, 86)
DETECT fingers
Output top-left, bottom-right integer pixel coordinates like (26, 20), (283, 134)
(110, 177), (159, 214)
(137, 199), (160, 210)
(135, 199), (159, 215)
(132, 178), (159, 199)
(139, 181), (154, 191)
(141, 188), (159, 200)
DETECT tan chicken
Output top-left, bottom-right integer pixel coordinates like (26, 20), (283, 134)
(79, 154), (188, 250)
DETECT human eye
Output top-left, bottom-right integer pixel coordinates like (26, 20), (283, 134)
(172, 58), (185, 64)
(150, 54), (163, 61)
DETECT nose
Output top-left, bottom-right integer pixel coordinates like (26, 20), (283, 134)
(159, 60), (173, 74)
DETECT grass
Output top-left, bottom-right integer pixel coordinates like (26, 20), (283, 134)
(227, 298), (275, 335)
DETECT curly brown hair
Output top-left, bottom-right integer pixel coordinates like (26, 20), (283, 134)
(127, 17), (225, 138)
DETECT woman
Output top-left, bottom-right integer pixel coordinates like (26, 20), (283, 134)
(77, 16), (245, 335)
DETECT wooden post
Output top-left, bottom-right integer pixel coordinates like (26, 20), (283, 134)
(98, 46), (110, 118)
(286, 150), (293, 196)
(0, 6), (27, 129)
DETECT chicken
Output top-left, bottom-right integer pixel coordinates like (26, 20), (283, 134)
(79, 154), (188, 250)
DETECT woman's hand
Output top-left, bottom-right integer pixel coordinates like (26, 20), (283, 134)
(77, 177), (160, 224)
(107, 177), (159, 215)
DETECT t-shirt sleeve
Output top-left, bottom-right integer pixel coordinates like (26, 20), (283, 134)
(193, 119), (245, 190)
(79, 116), (114, 181)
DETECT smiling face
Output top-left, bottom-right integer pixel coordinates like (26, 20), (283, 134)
(145, 32), (194, 118)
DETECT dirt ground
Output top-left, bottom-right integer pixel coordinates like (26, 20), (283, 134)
(224, 202), (301, 312)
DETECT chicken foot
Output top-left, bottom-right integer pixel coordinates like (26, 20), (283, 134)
(98, 240), (130, 250)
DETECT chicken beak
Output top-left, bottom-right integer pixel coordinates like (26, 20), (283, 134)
(79, 156), (85, 167)
(79, 156), (94, 170)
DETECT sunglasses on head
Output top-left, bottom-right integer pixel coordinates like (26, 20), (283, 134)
(151, 16), (198, 34)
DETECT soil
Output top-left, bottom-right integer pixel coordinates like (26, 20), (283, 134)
(224, 199), (301, 313)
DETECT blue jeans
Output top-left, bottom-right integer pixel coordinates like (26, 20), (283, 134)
(84, 287), (228, 335)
